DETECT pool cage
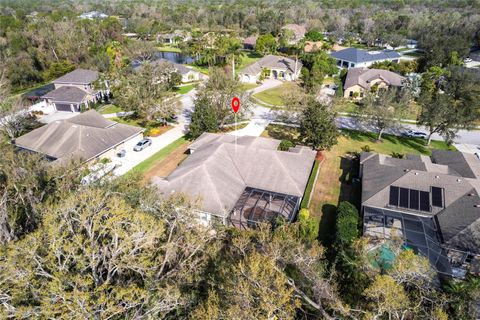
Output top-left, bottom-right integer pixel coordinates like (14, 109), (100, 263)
(229, 187), (301, 230)
(363, 205), (480, 277)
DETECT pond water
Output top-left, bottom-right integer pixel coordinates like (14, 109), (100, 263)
(155, 51), (196, 64)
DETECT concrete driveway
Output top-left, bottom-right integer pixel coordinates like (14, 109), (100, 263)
(39, 111), (77, 124)
(248, 79), (283, 94)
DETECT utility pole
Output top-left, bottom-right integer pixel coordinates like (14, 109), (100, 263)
(232, 54), (235, 80)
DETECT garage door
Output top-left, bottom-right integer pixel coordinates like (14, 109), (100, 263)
(55, 103), (73, 112)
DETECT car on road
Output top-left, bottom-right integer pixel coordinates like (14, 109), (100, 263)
(402, 130), (427, 139)
(133, 138), (152, 151)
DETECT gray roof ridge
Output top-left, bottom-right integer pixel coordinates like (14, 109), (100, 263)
(271, 151), (303, 195)
(362, 166), (408, 204)
(222, 144), (247, 185)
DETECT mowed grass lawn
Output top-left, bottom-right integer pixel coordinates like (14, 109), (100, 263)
(253, 82), (299, 106)
(129, 137), (189, 176)
(98, 104), (124, 114)
(261, 124), (456, 245)
(175, 84), (196, 94)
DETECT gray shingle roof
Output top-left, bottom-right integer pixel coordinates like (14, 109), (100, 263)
(53, 69), (98, 85)
(344, 67), (405, 90)
(432, 150), (480, 179)
(239, 55), (302, 75)
(15, 110), (143, 162)
(361, 151), (480, 254)
(154, 133), (316, 218)
(42, 86), (88, 103)
(330, 48), (401, 64)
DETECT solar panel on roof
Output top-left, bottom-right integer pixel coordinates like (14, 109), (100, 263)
(420, 191), (430, 211)
(399, 188), (409, 208)
(409, 189), (419, 210)
(431, 187), (443, 207)
(389, 186), (399, 206)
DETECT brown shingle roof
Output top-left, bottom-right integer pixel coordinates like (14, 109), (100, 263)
(15, 110), (143, 162)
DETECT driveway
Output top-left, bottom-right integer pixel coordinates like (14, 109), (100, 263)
(229, 105), (277, 137)
(248, 79), (283, 94)
(112, 90), (196, 176)
(39, 111), (77, 124)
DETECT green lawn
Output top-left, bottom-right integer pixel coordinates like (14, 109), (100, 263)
(111, 117), (143, 127)
(188, 64), (209, 75)
(239, 83), (259, 91)
(175, 84), (195, 94)
(301, 160), (320, 209)
(261, 124), (456, 246)
(253, 82), (298, 106)
(156, 45), (182, 53)
(129, 137), (188, 175)
(333, 99), (421, 121)
(98, 104), (124, 114)
(237, 52), (263, 70)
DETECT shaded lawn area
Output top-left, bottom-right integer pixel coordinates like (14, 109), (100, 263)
(261, 124), (456, 246)
(156, 45), (182, 53)
(239, 83), (260, 91)
(129, 137), (189, 177)
(333, 99), (421, 121)
(174, 84), (195, 94)
(253, 82), (299, 106)
(98, 104), (124, 114)
(142, 139), (191, 182)
(237, 51), (263, 69)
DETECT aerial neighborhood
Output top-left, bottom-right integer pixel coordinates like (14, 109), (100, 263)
(0, 0), (479, 318)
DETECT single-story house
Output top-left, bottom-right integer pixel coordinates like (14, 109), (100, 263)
(360, 151), (480, 278)
(15, 110), (143, 164)
(136, 58), (203, 83)
(343, 68), (405, 99)
(330, 48), (401, 69)
(281, 24), (307, 45)
(238, 54), (302, 83)
(42, 69), (99, 112)
(243, 36), (257, 50)
(157, 30), (191, 44)
(304, 41), (346, 53)
(154, 133), (316, 228)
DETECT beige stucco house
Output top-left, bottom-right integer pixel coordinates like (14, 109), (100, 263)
(344, 67), (405, 99)
(238, 55), (302, 83)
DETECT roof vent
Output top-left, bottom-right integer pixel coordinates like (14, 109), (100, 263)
(457, 179), (462, 182)
(414, 172), (419, 175)
(474, 205), (480, 208)
(468, 193), (476, 196)
(435, 175), (439, 179)
(404, 169), (410, 172)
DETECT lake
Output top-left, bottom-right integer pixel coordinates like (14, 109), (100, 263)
(155, 51), (196, 64)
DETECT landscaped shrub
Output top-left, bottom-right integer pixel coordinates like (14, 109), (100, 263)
(297, 208), (319, 242)
(146, 127), (163, 137)
(361, 145), (372, 152)
(335, 201), (359, 248)
(278, 139), (294, 151)
(391, 152), (405, 159)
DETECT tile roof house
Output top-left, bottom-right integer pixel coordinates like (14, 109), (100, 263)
(330, 48), (401, 69)
(243, 36), (257, 50)
(238, 54), (302, 83)
(42, 69), (100, 112)
(343, 68), (405, 99)
(281, 24), (307, 45)
(15, 110), (143, 163)
(154, 133), (316, 228)
(360, 151), (480, 277)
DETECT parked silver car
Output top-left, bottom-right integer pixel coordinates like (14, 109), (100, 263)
(133, 138), (152, 151)
(402, 130), (427, 139)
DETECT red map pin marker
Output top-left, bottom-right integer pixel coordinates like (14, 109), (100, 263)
(231, 97), (240, 113)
